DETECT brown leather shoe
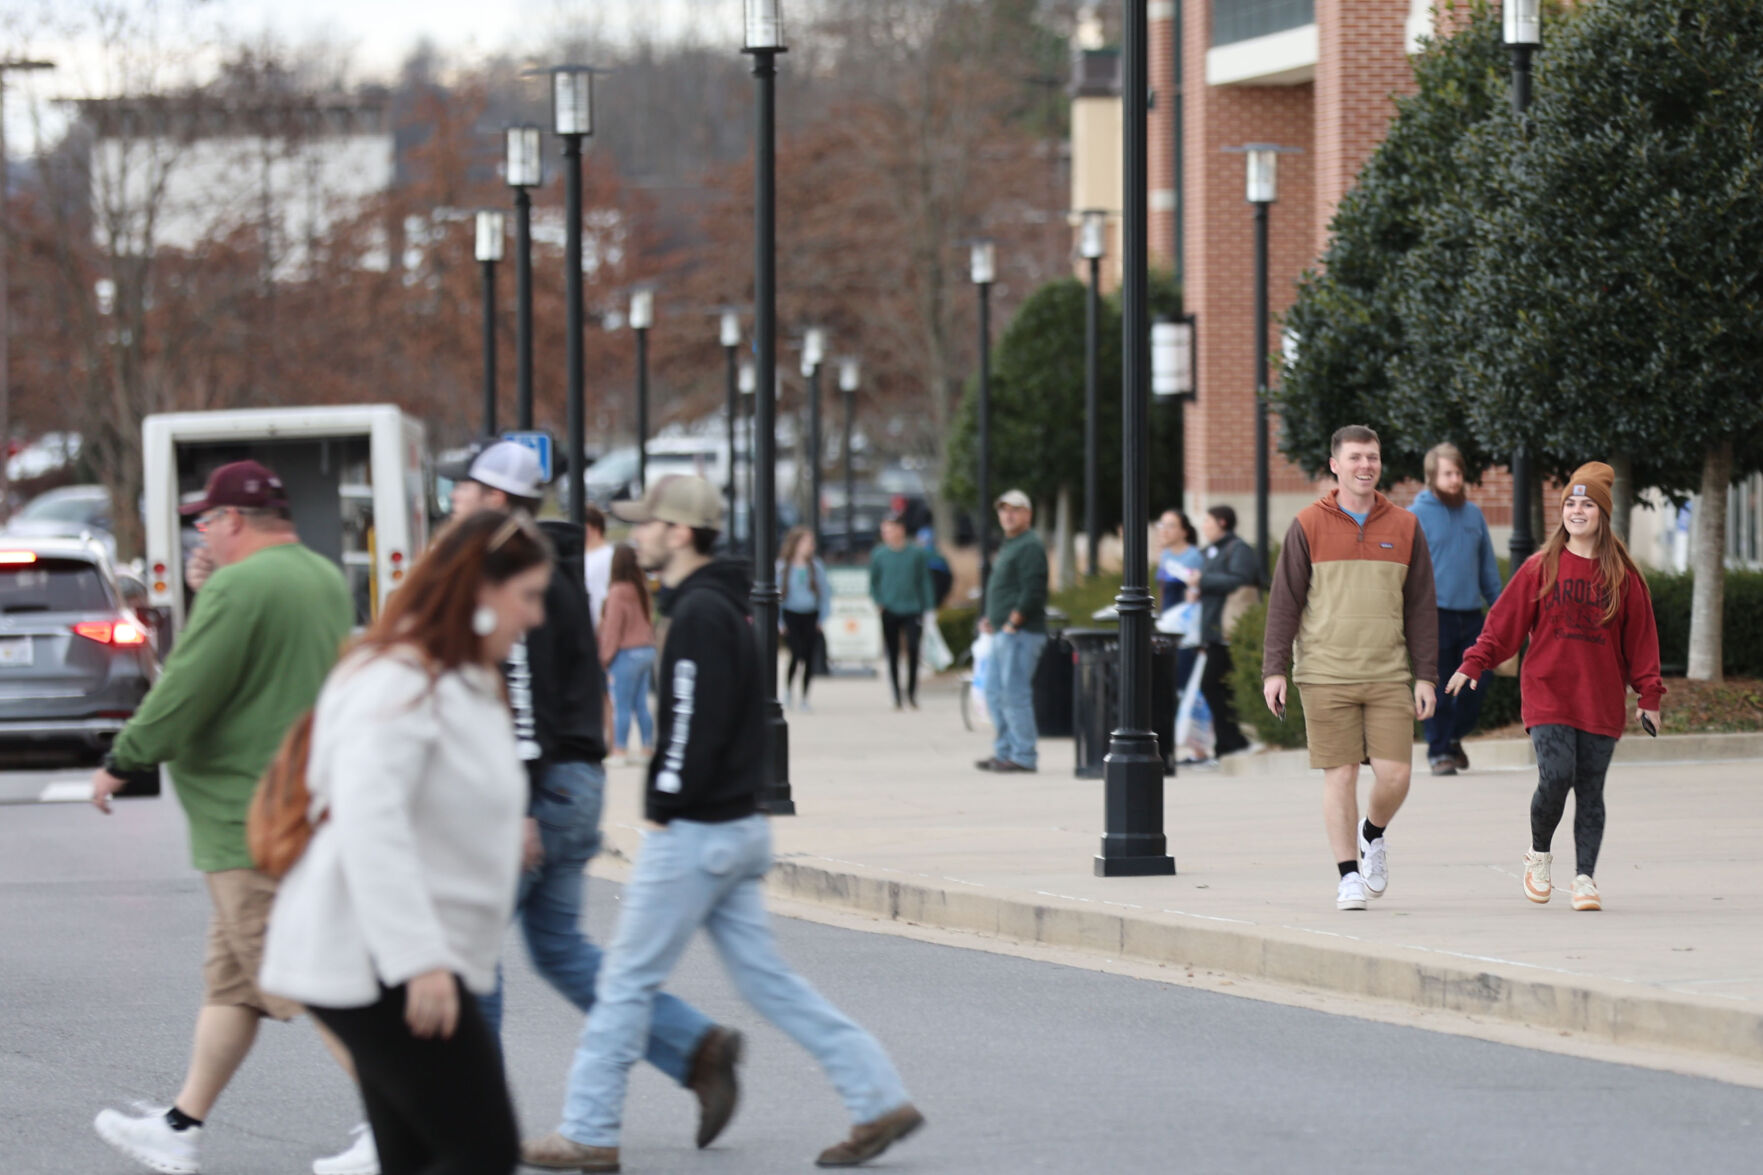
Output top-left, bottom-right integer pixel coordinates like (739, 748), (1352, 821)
(521, 1131), (620, 1172)
(687, 1025), (743, 1148)
(990, 759), (1037, 774)
(814, 1104), (925, 1168)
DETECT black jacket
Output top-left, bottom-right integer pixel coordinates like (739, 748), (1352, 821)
(1196, 531), (1262, 645)
(647, 558), (764, 825)
(506, 556), (607, 804)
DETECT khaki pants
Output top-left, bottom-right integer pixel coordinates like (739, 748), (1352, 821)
(203, 868), (301, 1021)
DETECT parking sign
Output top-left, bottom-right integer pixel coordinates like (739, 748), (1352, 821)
(501, 431), (554, 484)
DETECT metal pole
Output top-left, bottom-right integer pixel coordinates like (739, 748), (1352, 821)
(480, 259), (497, 436)
(515, 187), (535, 431)
(1506, 42), (1536, 568)
(635, 326), (649, 494)
(724, 343), (739, 536)
(563, 134), (585, 534)
(1096, 0), (1174, 878)
(1254, 200), (1270, 578)
(750, 46), (793, 815)
(977, 281), (992, 590)
(808, 360), (822, 554)
(1085, 253), (1101, 578)
(843, 390), (855, 560)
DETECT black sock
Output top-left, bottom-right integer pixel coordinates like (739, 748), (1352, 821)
(1338, 860), (1359, 879)
(1361, 818), (1386, 844)
(165, 1106), (203, 1132)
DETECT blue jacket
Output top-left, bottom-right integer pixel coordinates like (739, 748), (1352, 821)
(1408, 489), (1502, 611)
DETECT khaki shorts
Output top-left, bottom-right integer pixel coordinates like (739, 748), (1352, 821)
(1298, 681), (1416, 770)
(203, 869), (301, 1021)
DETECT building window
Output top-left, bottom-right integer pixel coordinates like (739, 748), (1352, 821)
(1212, 0), (1314, 47)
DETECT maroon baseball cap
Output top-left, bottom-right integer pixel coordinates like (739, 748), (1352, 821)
(179, 460), (289, 516)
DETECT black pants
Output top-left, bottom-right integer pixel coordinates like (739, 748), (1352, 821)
(880, 611), (922, 705)
(783, 610), (819, 698)
(1528, 724), (1618, 878)
(310, 979), (518, 1175)
(1201, 642), (1250, 755)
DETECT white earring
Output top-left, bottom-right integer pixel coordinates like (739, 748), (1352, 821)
(472, 606), (498, 637)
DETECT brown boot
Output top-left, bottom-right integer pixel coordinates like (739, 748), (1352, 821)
(687, 1025), (744, 1148)
(521, 1131), (620, 1172)
(814, 1104), (925, 1168)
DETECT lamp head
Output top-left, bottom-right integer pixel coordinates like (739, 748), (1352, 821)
(551, 66), (594, 136)
(1503, 0), (1541, 46)
(970, 238), (996, 285)
(743, 0), (787, 51)
(504, 124), (542, 188)
(738, 359), (757, 395)
(474, 210), (506, 262)
(1245, 148), (1278, 204)
(1078, 210), (1107, 261)
(628, 285), (654, 331)
(720, 310), (741, 348)
(838, 356), (860, 393)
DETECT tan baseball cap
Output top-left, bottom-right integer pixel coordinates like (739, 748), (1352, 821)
(611, 474), (725, 530)
(994, 488), (1032, 510)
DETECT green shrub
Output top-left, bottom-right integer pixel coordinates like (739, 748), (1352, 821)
(1227, 597), (1307, 748)
(937, 606), (980, 665)
(1644, 569), (1763, 677)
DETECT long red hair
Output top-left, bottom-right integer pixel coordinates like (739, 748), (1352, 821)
(1533, 500), (1644, 626)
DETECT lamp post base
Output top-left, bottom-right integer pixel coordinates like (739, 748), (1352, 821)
(758, 700), (795, 815)
(1093, 733), (1175, 877)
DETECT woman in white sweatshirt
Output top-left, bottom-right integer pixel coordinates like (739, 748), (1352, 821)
(262, 510), (551, 1175)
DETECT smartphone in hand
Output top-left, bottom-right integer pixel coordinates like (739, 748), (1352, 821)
(1641, 714), (1658, 737)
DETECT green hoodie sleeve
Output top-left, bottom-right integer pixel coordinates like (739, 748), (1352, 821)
(109, 578), (252, 772)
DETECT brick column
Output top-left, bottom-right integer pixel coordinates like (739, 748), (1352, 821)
(1149, 1), (1177, 266)
(1314, 0), (1418, 250)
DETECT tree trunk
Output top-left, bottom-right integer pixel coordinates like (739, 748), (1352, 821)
(1687, 441), (1731, 683)
(1609, 453), (1632, 545)
(1053, 484), (1077, 592)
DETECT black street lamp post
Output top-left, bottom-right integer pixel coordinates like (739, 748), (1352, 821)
(630, 285), (654, 494)
(1246, 146), (1278, 577)
(971, 238), (996, 589)
(504, 125), (541, 430)
(744, 0), (794, 815)
(801, 325), (827, 554)
(721, 310), (742, 537)
(1504, 0), (1540, 566)
(474, 210), (505, 437)
(838, 356), (860, 559)
(551, 66), (594, 533)
(738, 357), (756, 558)
(1079, 209), (1107, 579)
(1095, 0), (1174, 879)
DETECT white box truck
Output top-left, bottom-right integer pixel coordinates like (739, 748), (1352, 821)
(142, 405), (430, 636)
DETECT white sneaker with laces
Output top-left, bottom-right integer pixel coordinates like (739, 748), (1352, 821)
(1358, 825), (1388, 898)
(1336, 871), (1368, 910)
(313, 1123), (380, 1175)
(95, 1106), (201, 1174)
(1524, 850), (1553, 903)
(1571, 874), (1601, 912)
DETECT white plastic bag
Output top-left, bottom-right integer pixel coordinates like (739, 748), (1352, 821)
(921, 613), (955, 672)
(970, 630), (994, 693)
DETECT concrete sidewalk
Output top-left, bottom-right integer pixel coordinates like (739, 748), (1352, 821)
(596, 670), (1763, 1069)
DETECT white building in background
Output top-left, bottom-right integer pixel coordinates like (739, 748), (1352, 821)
(79, 91), (394, 279)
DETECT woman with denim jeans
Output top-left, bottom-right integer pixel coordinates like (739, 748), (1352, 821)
(598, 545), (657, 764)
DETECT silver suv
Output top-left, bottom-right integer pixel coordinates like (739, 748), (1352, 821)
(0, 536), (157, 761)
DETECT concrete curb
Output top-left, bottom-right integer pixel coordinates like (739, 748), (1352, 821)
(756, 856), (1763, 1065)
(1217, 731), (1763, 777)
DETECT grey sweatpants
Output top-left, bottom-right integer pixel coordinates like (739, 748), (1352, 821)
(1528, 724), (1618, 878)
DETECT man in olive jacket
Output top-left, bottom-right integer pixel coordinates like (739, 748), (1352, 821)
(977, 490), (1048, 773)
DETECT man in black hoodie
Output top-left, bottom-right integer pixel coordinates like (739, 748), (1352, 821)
(524, 476), (923, 1174)
(441, 444), (741, 1165)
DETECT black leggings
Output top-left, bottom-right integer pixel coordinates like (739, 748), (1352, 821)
(310, 979), (518, 1175)
(880, 611), (923, 705)
(1528, 724), (1618, 878)
(783, 610), (820, 698)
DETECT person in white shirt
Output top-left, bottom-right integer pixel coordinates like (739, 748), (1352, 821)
(262, 510), (552, 1175)
(582, 505), (613, 621)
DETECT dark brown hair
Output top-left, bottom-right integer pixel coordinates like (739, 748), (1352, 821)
(354, 510), (553, 673)
(1330, 424), (1381, 455)
(609, 543), (650, 618)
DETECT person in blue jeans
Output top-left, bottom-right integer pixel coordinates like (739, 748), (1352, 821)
(977, 490), (1049, 773)
(444, 446), (742, 1175)
(1409, 443), (1503, 775)
(524, 475), (922, 1173)
(598, 545), (658, 763)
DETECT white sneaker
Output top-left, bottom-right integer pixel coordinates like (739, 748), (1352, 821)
(1524, 850), (1553, 903)
(95, 1106), (201, 1174)
(1571, 874), (1602, 912)
(314, 1123), (380, 1175)
(1358, 825), (1388, 898)
(1337, 872), (1368, 910)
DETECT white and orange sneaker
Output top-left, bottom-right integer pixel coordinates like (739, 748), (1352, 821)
(1571, 874), (1602, 911)
(1523, 851), (1553, 903)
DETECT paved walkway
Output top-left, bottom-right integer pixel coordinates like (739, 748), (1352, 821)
(598, 668), (1763, 1068)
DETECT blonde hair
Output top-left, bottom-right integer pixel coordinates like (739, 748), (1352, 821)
(1423, 443), (1465, 487)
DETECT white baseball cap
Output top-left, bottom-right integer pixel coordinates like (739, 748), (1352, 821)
(465, 441), (544, 500)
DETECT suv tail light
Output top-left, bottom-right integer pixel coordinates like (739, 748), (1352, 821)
(72, 620), (148, 647)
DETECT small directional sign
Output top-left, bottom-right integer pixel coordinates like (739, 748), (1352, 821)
(502, 430), (555, 484)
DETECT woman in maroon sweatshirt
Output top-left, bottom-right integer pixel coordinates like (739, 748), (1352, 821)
(1446, 461), (1664, 913)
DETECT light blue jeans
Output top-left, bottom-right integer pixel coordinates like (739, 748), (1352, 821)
(559, 814), (910, 1147)
(986, 630), (1048, 768)
(608, 646), (657, 751)
(476, 759), (712, 1085)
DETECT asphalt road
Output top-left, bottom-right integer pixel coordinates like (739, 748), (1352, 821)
(3, 789), (1759, 1174)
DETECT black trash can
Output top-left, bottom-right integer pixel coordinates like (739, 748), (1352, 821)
(1033, 629), (1074, 738)
(1070, 628), (1180, 779)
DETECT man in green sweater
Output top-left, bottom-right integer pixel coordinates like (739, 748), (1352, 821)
(978, 490), (1048, 773)
(88, 461), (355, 1175)
(868, 515), (937, 710)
